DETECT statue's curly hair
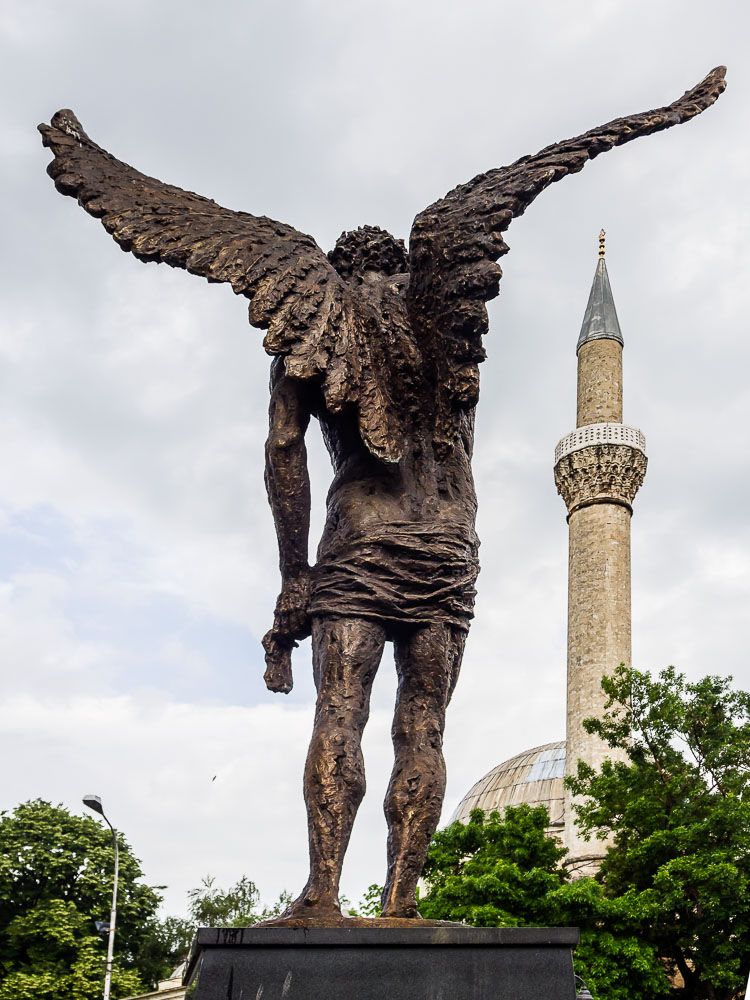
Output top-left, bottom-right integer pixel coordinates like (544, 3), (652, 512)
(328, 225), (409, 280)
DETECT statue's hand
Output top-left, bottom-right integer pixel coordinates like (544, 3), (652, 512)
(273, 568), (313, 640)
(262, 568), (313, 694)
(262, 632), (294, 694)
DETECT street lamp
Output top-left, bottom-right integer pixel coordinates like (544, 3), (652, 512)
(575, 975), (595, 1000)
(83, 795), (119, 1000)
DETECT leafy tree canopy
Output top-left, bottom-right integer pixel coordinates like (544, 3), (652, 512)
(348, 883), (383, 918)
(185, 875), (291, 930)
(144, 875), (294, 983)
(420, 804), (567, 926)
(569, 665), (750, 1000)
(0, 800), (397, 999)
(0, 799), (162, 1000)
(419, 804), (666, 1000)
(420, 667), (750, 1000)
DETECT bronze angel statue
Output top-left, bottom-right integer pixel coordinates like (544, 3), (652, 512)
(40, 67), (725, 921)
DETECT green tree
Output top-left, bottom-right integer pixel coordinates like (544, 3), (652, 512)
(183, 876), (292, 928)
(162, 877), (294, 999)
(143, 877), (277, 978)
(420, 668), (750, 999)
(545, 877), (669, 1000)
(418, 805), (668, 1000)
(568, 665), (750, 1000)
(420, 804), (567, 925)
(186, 875), (261, 927)
(0, 799), (164, 999)
(349, 884), (384, 918)
(153, 875), (295, 973)
(132, 914), (194, 988)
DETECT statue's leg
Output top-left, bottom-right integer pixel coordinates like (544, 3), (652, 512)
(288, 614), (387, 917)
(380, 623), (466, 918)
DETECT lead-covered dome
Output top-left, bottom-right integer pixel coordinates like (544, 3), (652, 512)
(450, 740), (566, 837)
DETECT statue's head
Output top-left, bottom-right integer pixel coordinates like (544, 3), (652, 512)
(328, 226), (409, 282)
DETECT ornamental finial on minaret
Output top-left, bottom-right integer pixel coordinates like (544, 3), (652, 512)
(576, 230), (622, 352)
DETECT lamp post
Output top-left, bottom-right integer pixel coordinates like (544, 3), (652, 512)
(83, 795), (119, 1000)
(575, 975), (595, 1000)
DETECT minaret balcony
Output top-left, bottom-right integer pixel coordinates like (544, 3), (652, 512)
(553, 433), (648, 517)
(554, 422), (646, 464)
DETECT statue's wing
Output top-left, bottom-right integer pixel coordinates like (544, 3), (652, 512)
(408, 66), (726, 344)
(39, 110), (403, 461)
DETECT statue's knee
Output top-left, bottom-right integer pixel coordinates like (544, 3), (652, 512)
(392, 704), (446, 749)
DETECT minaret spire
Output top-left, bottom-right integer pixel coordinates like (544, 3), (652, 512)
(576, 231), (623, 353)
(553, 234), (648, 875)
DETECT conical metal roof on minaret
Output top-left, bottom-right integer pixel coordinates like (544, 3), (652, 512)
(576, 230), (623, 352)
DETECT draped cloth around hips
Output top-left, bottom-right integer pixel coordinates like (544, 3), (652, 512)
(310, 521), (479, 631)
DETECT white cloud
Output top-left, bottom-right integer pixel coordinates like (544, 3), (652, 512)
(1, 0), (748, 914)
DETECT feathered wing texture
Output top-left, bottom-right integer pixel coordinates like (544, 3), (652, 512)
(38, 110), (404, 462)
(407, 66), (726, 455)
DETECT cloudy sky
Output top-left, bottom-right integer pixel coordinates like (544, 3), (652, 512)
(2, 0), (747, 917)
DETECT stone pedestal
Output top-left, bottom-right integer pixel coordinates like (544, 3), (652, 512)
(186, 925), (579, 999)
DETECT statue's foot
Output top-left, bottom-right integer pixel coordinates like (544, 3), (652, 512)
(380, 897), (422, 920)
(281, 883), (343, 920)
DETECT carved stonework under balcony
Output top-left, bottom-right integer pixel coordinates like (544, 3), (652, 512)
(554, 443), (648, 516)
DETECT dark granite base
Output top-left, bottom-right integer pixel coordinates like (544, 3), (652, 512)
(187, 925), (580, 999)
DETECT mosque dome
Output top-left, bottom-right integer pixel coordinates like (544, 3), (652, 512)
(450, 741), (566, 838)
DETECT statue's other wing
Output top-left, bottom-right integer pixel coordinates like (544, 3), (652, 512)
(39, 111), (403, 461)
(408, 66), (726, 348)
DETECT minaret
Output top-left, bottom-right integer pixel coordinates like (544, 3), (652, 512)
(553, 232), (648, 872)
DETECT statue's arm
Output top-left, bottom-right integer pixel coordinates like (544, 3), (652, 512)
(262, 358), (314, 693)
